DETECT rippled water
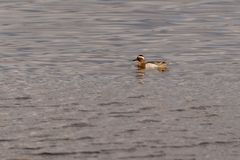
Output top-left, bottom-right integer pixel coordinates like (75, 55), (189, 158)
(1, 0), (240, 160)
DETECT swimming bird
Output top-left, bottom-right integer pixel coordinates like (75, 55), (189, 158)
(133, 55), (167, 71)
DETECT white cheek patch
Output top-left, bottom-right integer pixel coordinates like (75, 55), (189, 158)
(138, 56), (144, 60)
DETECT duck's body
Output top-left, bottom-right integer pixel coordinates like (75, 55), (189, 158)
(133, 55), (167, 71)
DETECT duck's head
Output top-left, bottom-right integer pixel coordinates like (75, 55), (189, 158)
(133, 55), (145, 62)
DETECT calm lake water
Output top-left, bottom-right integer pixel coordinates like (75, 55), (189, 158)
(1, 0), (240, 160)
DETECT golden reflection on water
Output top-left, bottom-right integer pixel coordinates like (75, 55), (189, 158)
(136, 68), (145, 79)
(135, 67), (168, 84)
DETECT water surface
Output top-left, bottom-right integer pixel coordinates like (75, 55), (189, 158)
(0, 0), (240, 160)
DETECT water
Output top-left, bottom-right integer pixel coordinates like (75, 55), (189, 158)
(0, 0), (240, 160)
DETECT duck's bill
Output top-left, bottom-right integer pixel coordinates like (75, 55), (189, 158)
(132, 58), (137, 61)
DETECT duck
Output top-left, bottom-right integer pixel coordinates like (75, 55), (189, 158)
(133, 55), (167, 71)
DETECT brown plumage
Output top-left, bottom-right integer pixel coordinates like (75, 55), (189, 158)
(133, 55), (167, 71)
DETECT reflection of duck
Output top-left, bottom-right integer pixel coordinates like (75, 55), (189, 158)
(133, 55), (167, 72)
